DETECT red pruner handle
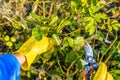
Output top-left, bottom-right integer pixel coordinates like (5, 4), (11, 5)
(81, 70), (87, 80)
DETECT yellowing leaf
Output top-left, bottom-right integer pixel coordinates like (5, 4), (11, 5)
(50, 16), (58, 25)
(112, 11), (120, 18)
(11, 37), (16, 42)
(4, 35), (10, 41)
(57, 19), (71, 33)
(81, 0), (87, 6)
(6, 41), (13, 47)
(101, 25), (105, 29)
(108, 25), (112, 31)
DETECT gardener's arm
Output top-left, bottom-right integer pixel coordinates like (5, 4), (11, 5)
(0, 53), (26, 80)
(0, 36), (55, 80)
(14, 53), (26, 65)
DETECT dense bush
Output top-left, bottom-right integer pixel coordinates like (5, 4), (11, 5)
(0, 0), (120, 79)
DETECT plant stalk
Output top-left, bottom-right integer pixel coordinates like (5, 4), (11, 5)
(66, 56), (80, 77)
(100, 35), (118, 62)
(105, 42), (120, 63)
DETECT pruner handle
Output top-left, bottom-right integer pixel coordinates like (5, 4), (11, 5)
(82, 70), (90, 80)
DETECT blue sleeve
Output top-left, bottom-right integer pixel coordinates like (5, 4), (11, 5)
(0, 54), (21, 80)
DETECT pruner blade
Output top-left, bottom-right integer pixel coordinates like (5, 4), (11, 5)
(83, 43), (98, 80)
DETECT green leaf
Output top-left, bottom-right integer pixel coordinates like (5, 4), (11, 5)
(101, 25), (106, 29)
(70, 24), (76, 30)
(27, 70), (31, 78)
(52, 34), (61, 45)
(30, 13), (51, 22)
(111, 20), (120, 31)
(32, 27), (45, 41)
(12, 22), (21, 29)
(89, 26), (96, 35)
(15, 41), (23, 50)
(6, 41), (13, 47)
(41, 18), (51, 22)
(4, 35), (10, 41)
(67, 37), (74, 47)
(108, 25), (112, 31)
(71, 0), (80, 7)
(111, 20), (118, 24)
(57, 19), (71, 33)
(96, 31), (105, 41)
(112, 25), (118, 31)
(83, 17), (93, 22)
(30, 13), (41, 21)
(81, 0), (87, 6)
(99, 13), (107, 19)
(71, 1), (77, 7)
(100, 45), (107, 55)
(94, 14), (101, 23)
(66, 76), (73, 80)
(65, 51), (76, 63)
(51, 75), (62, 80)
(89, 8), (94, 16)
(11, 37), (16, 42)
(94, 13), (107, 23)
(84, 17), (95, 34)
(111, 69), (120, 74)
(43, 52), (52, 61)
(74, 36), (84, 46)
(24, 18), (38, 24)
(50, 16), (58, 25)
(76, 59), (82, 69)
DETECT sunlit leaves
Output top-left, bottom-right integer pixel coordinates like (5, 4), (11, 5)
(111, 20), (120, 31)
(62, 36), (84, 48)
(6, 41), (13, 47)
(50, 16), (58, 25)
(57, 19), (71, 33)
(83, 17), (96, 35)
(32, 27), (45, 41)
(94, 13), (107, 23)
(30, 13), (51, 22)
(111, 69), (120, 80)
(1, 0), (120, 79)
(74, 37), (84, 46)
(4, 35), (10, 41)
(11, 37), (16, 42)
(107, 19), (120, 31)
(4, 35), (16, 48)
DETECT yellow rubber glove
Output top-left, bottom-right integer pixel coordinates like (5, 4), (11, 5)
(93, 62), (114, 80)
(16, 36), (56, 70)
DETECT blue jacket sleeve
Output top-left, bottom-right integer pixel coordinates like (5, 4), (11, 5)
(0, 54), (21, 80)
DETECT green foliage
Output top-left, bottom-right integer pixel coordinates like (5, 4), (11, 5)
(65, 51), (77, 64)
(32, 27), (45, 41)
(0, 0), (120, 79)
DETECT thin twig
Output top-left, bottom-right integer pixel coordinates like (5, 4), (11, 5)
(66, 56), (80, 77)
(43, 0), (45, 18)
(70, 68), (79, 76)
(48, 2), (54, 17)
(105, 42), (120, 63)
(100, 35), (118, 62)
(56, 56), (65, 74)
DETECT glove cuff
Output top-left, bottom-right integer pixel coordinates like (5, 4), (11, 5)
(22, 53), (37, 70)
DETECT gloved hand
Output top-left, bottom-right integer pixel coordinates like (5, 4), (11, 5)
(93, 62), (114, 80)
(16, 36), (56, 70)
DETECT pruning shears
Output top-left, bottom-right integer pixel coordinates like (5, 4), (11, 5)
(82, 43), (98, 80)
